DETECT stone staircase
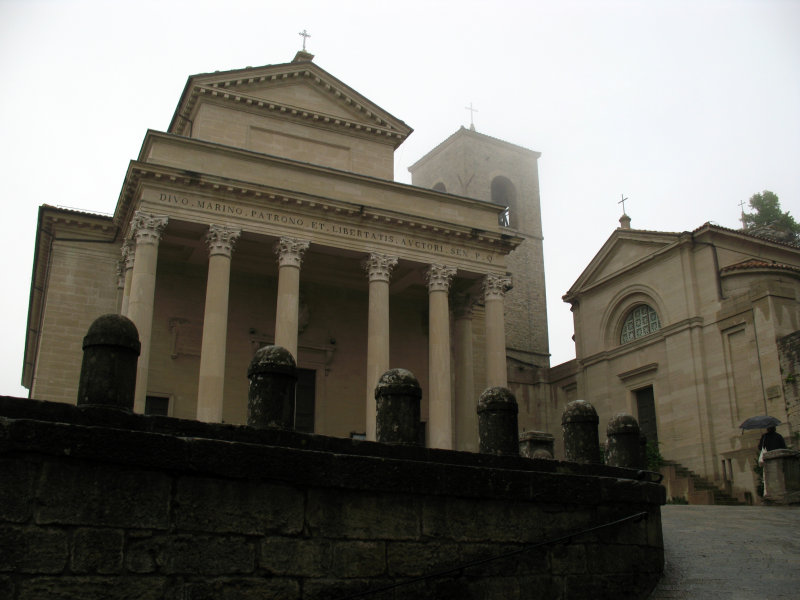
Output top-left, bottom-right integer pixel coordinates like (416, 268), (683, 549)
(660, 460), (746, 505)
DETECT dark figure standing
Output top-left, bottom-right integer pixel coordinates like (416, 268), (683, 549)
(758, 426), (786, 452)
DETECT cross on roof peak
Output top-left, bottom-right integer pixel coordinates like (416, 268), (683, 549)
(299, 29), (311, 51)
(618, 194), (629, 215)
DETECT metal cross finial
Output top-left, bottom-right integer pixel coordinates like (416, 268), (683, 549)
(299, 29), (311, 51)
(465, 102), (478, 131)
(618, 194), (629, 215)
(738, 199), (747, 227)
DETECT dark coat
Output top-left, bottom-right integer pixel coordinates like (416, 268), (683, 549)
(758, 431), (787, 452)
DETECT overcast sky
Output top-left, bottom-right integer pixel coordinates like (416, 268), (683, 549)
(1, 0), (798, 397)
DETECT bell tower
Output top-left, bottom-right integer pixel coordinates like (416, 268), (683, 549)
(408, 126), (549, 368)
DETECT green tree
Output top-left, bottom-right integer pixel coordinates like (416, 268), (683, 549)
(742, 190), (799, 244)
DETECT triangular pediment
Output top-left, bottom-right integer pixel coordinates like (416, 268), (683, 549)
(169, 58), (412, 146)
(564, 229), (680, 300)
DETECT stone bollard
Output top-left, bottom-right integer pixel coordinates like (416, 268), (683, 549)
(77, 314), (141, 412)
(247, 345), (297, 429)
(519, 430), (555, 459)
(605, 413), (641, 468)
(762, 449), (800, 505)
(375, 368), (421, 446)
(477, 387), (519, 456)
(562, 399), (601, 464)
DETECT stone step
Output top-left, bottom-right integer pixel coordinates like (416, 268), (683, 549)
(660, 460), (746, 506)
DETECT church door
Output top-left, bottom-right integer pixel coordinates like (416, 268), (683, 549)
(635, 386), (658, 445)
(295, 368), (316, 433)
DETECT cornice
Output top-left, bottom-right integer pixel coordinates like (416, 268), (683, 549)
(40, 205), (116, 235)
(133, 131), (505, 216)
(170, 63), (412, 147)
(563, 231), (683, 303)
(116, 162), (522, 254)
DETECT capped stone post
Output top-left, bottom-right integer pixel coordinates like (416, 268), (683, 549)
(605, 413), (642, 468)
(477, 387), (519, 456)
(562, 399), (601, 464)
(519, 430), (555, 459)
(77, 314), (141, 412)
(247, 345), (298, 430)
(375, 368), (421, 446)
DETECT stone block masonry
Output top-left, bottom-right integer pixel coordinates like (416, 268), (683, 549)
(0, 396), (664, 599)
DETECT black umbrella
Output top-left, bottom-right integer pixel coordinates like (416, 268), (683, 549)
(739, 415), (781, 431)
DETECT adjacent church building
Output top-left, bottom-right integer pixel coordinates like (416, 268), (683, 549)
(22, 51), (799, 502)
(559, 216), (800, 502)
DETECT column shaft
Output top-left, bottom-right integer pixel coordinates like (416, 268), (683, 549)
(484, 273), (512, 388)
(274, 238), (309, 360)
(196, 225), (241, 422)
(364, 253), (397, 441)
(127, 212), (168, 413)
(453, 296), (476, 452)
(426, 264), (456, 449)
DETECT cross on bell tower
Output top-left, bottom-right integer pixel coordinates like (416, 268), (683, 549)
(465, 102), (478, 131)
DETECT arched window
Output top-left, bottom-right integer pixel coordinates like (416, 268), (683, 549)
(620, 305), (661, 344)
(490, 176), (517, 228)
(432, 182), (446, 192)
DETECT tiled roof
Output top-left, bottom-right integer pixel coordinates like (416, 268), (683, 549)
(720, 259), (800, 275)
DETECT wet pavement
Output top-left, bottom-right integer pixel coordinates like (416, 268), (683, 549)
(649, 505), (800, 599)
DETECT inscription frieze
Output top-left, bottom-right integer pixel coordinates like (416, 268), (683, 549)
(154, 192), (498, 264)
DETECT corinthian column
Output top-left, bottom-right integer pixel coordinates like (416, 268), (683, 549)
(363, 252), (398, 441)
(127, 211), (168, 413)
(453, 293), (477, 452)
(119, 239), (135, 316)
(274, 237), (310, 360)
(426, 263), (457, 449)
(196, 224), (242, 423)
(484, 272), (512, 388)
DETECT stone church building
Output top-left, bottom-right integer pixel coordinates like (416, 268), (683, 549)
(22, 50), (550, 452)
(558, 217), (800, 502)
(22, 51), (799, 502)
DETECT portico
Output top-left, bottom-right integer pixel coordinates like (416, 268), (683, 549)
(115, 133), (519, 445)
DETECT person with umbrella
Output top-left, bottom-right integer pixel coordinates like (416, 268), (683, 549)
(740, 415), (787, 453)
(758, 426), (786, 454)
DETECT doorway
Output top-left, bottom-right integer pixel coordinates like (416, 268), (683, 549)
(295, 368), (316, 433)
(635, 386), (658, 445)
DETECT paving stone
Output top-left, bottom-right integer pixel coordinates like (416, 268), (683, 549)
(649, 505), (800, 599)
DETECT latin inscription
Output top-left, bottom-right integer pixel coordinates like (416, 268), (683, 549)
(158, 193), (494, 263)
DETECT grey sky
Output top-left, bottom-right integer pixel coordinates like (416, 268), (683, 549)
(1, 0), (798, 397)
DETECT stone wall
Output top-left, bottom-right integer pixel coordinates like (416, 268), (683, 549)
(0, 396), (664, 599)
(778, 330), (800, 439)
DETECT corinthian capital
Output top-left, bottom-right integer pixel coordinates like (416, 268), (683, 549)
(483, 272), (513, 300)
(131, 211), (168, 246)
(274, 237), (310, 268)
(206, 224), (242, 257)
(425, 264), (457, 293)
(363, 253), (398, 283)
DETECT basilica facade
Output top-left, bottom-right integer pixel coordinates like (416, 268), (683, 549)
(23, 51), (549, 451)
